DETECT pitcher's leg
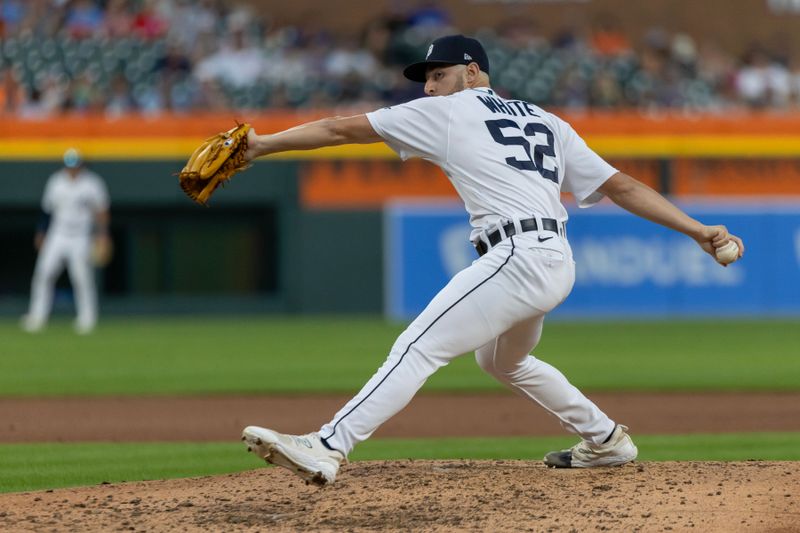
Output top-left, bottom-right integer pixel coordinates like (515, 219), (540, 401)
(475, 316), (614, 445)
(320, 248), (520, 455)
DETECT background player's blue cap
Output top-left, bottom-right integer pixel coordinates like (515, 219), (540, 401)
(63, 148), (82, 168)
(403, 34), (490, 83)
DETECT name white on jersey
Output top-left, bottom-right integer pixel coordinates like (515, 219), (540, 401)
(366, 87), (617, 237)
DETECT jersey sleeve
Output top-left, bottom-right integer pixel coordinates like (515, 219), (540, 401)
(554, 116), (618, 208)
(366, 96), (453, 164)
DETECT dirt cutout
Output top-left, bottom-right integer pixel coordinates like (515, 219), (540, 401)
(1, 461), (798, 532)
(2, 392), (799, 442)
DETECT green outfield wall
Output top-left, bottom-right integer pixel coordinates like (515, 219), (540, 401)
(0, 160), (384, 314)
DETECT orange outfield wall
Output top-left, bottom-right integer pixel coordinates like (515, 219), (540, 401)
(3, 111), (800, 206)
(3, 110), (800, 160)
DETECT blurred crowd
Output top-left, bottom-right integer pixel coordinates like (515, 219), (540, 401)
(2, 0), (800, 117)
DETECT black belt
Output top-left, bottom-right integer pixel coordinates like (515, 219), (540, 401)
(475, 217), (562, 257)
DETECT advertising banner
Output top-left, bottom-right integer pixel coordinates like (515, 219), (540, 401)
(384, 200), (800, 319)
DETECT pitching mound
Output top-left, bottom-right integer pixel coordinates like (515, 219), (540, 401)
(2, 461), (797, 532)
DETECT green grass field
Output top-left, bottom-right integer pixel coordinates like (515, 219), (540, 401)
(1, 317), (798, 395)
(3, 432), (800, 494)
(1, 316), (798, 493)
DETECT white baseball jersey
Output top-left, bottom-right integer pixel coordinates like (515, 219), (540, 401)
(366, 87), (617, 240)
(42, 169), (109, 238)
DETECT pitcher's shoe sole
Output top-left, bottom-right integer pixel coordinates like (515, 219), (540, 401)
(241, 428), (331, 486)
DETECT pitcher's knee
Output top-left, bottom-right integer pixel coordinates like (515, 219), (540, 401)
(478, 350), (542, 381)
(475, 352), (517, 378)
(385, 337), (449, 378)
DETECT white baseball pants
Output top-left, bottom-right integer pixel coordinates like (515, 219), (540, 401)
(320, 232), (614, 456)
(26, 232), (97, 330)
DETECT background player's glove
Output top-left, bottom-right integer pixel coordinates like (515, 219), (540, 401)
(178, 123), (252, 205)
(91, 234), (113, 267)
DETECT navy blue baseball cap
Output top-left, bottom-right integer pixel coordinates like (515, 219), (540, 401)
(403, 34), (490, 82)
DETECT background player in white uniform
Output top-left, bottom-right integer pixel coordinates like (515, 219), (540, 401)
(241, 35), (744, 484)
(22, 148), (111, 334)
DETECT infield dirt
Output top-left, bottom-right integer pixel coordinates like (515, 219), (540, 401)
(1, 460), (798, 532)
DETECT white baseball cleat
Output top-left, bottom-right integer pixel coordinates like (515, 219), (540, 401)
(543, 424), (638, 468)
(20, 314), (45, 333)
(74, 321), (95, 335)
(242, 426), (344, 486)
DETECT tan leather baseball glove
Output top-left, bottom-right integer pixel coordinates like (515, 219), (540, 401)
(178, 123), (252, 205)
(91, 235), (114, 267)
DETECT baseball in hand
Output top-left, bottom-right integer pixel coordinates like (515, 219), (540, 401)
(715, 241), (739, 264)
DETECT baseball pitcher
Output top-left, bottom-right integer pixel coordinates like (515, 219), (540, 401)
(189, 35), (743, 485)
(22, 148), (111, 334)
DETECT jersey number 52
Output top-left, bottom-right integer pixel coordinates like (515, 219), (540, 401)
(485, 119), (559, 184)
